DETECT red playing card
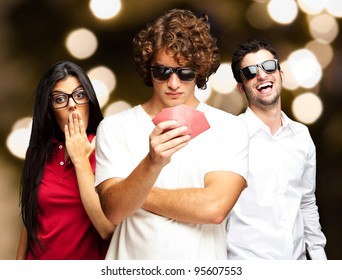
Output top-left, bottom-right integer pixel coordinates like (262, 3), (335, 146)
(152, 104), (210, 139)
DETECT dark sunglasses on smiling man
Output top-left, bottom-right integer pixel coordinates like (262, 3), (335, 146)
(150, 65), (197, 82)
(240, 59), (279, 81)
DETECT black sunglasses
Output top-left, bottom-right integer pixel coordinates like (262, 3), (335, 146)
(150, 66), (197, 82)
(240, 59), (279, 80)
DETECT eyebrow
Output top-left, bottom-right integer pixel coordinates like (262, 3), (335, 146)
(51, 85), (84, 94)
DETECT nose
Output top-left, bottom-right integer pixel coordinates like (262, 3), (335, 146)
(67, 95), (77, 110)
(256, 65), (268, 79)
(167, 72), (181, 89)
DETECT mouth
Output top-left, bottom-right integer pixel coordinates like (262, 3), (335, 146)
(166, 91), (183, 98)
(68, 111), (81, 123)
(256, 81), (273, 94)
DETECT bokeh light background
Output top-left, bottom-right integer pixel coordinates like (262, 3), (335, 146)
(1, 0), (341, 259)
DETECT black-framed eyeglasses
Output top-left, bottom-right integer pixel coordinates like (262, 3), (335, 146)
(240, 59), (279, 80)
(49, 88), (90, 109)
(150, 65), (197, 82)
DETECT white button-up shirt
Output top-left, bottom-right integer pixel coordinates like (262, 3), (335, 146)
(227, 107), (327, 259)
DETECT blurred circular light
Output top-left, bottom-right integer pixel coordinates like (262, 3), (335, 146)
(195, 84), (212, 103)
(65, 28), (98, 59)
(209, 63), (236, 94)
(91, 79), (109, 108)
(281, 60), (299, 90)
(292, 92), (323, 124)
(309, 14), (339, 43)
(6, 129), (30, 159)
(12, 117), (32, 130)
(88, 66), (116, 108)
(287, 49), (322, 88)
(6, 118), (32, 159)
(89, 0), (121, 20)
(246, 2), (273, 29)
(305, 40), (334, 68)
(88, 66), (116, 93)
(267, 0), (298, 24)
(326, 0), (342, 18)
(297, 0), (326, 15)
(104, 101), (132, 116)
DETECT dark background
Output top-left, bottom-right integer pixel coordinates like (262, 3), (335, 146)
(0, 0), (341, 259)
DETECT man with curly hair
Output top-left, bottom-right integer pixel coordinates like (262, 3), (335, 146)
(95, 8), (249, 259)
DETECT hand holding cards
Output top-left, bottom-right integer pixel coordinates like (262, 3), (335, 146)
(152, 104), (210, 140)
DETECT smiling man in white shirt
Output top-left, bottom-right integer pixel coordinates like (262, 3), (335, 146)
(227, 38), (327, 260)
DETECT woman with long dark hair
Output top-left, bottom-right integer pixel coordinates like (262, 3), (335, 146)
(16, 61), (114, 259)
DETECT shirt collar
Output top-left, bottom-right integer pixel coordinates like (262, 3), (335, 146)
(280, 111), (297, 134)
(241, 107), (296, 137)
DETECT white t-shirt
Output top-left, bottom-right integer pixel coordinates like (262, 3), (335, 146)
(95, 103), (249, 259)
(227, 107), (327, 260)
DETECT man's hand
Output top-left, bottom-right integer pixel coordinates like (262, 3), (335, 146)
(148, 120), (190, 167)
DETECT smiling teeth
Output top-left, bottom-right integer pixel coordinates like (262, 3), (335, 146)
(257, 82), (272, 90)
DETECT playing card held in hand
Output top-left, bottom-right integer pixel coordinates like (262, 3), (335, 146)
(152, 104), (210, 140)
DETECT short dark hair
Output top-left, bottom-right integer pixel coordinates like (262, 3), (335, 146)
(231, 38), (280, 83)
(133, 8), (220, 89)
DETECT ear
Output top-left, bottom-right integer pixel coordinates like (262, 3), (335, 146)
(237, 83), (245, 94)
(279, 69), (285, 84)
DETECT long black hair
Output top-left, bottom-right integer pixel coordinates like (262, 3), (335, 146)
(19, 61), (103, 256)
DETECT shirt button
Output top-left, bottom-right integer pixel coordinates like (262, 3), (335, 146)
(60, 161), (64, 166)
(59, 145), (63, 150)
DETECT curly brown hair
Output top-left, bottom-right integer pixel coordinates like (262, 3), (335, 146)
(133, 8), (220, 89)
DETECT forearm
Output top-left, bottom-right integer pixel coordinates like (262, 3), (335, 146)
(308, 247), (327, 260)
(301, 196), (327, 259)
(97, 154), (163, 225)
(16, 225), (28, 260)
(143, 171), (246, 224)
(74, 159), (115, 240)
(143, 187), (222, 224)
(301, 164), (327, 260)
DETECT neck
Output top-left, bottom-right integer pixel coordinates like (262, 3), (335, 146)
(249, 104), (282, 135)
